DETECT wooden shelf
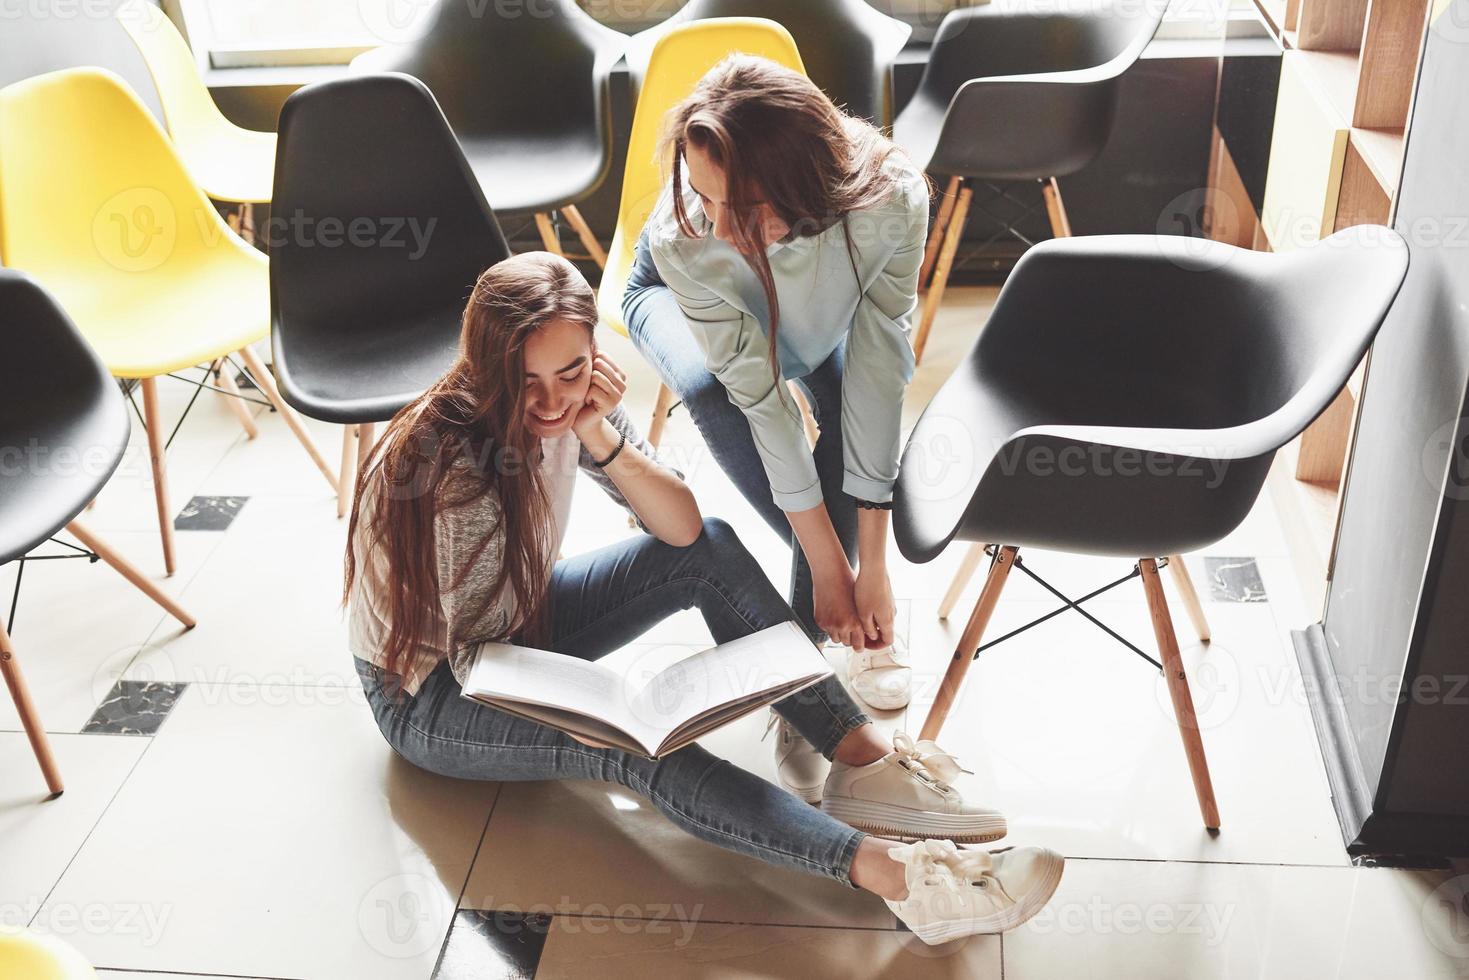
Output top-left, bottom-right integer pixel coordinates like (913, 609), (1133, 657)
(1351, 125), (1406, 191)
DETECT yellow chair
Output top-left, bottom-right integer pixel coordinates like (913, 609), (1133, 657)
(0, 68), (338, 575)
(0, 927), (97, 979)
(599, 18), (806, 447)
(115, 0), (274, 219)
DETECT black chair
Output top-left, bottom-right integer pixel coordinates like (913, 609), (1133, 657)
(894, 227), (1410, 831)
(626, 0), (911, 126)
(350, 0), (626, 266)
(895, 0), (1165, 363)
(269, 72), (512, 516)
(0, 271), (196, 797)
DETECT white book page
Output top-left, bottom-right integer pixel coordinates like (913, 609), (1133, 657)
(627, 621), (828, 736)
(463, 644), (639, 728)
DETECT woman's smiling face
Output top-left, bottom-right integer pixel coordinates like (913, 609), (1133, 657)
(521, 317), (593, 438)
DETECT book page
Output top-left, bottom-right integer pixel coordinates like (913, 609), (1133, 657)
(628, 621), (830, 737)
(463, 643), (632, 725)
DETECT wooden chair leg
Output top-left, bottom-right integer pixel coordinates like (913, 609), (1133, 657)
(562, 205), (608, 268)
(939, 541), (987, 620)
(1139, 557), (1220, 831)
(236, 346), (341, 496)
(214, 359), (258, 440)
(913, 183), (973, 366)
(139, 376), (176, 577)
(65, 519), (196, 629)
(790, 382), (820, 449)
(337, 426), (356, 519)
(1166, 554), (1211, 643)
(647, 382), (676, 450)
(919, 545), (1018, 742)
(534, 213), (563, 256)
(356, 422), (377, 480)
(1042, 177), (1072, 239)
(920, 175), (962, 287)
(0, 617), (64, 796)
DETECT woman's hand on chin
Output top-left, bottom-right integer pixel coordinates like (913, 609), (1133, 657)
(571, 351), (628, 444)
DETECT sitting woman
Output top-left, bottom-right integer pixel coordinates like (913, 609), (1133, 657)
(345, 252), (1062, 943)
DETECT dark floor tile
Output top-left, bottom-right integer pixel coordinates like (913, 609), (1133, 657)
(1202, 556), (1267, 602)
(174, 495), (248, 531)
(434, 909), (552, 980)
(82, 680), (187, 735)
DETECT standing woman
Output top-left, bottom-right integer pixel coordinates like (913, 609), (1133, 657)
(624, 56), (926, 792)
(346, 253), (1062, 945)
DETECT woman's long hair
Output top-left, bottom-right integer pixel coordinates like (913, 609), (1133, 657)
(660, 54), (921, 382)
(343, 252), (598, 690)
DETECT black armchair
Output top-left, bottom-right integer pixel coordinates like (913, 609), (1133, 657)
(894, 227), (1410, 830)
(895, 0), (1166, 362)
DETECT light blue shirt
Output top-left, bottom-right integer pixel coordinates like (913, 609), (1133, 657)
(647, 158), (929, 511)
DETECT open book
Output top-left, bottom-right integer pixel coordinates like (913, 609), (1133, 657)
(460, 621), (831, 758)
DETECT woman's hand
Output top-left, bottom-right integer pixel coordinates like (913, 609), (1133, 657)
(813, 561), (867, 650)
(854, 565), (896, 649)
(571, 352), (628, 440)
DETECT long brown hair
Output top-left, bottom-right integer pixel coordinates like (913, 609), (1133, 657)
(660, 54), (919, 381)
(343, 252), (598, 689)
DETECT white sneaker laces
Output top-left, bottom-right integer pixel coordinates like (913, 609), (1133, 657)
(912, 839), (1013, 901)
(891, 731), (973, 793)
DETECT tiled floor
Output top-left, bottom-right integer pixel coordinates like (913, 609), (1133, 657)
(4, 291), (1468, 979)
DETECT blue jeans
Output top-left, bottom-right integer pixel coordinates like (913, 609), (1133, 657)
(622, 228), (858, 643)
(354, 518), (872, 885)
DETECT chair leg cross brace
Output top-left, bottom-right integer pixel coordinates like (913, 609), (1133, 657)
(920, 544), (1221, 830)
(977, 552), (1162, 670)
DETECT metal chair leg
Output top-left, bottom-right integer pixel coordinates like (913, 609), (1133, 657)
(1139, 557), (1221, 830)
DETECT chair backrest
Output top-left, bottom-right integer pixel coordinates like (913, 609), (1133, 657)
(631, 0), (909, 125)
(972, 227), (1410, 452)
(270, 73), (511, 356)
(350, 0), (626, 140)
(114, 1), (240, 153)
(0, 68), (257, 321)
(0, 271), (129, 564)
(921, 0), (1159, 97)
(598, 17), (805, 334)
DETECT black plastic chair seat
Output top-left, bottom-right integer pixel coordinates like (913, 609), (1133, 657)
(270, 303), (467, 425)
(351, 0), (626, 213)
(270, 73), (512, 427)
(893, 0), (1164, 180)
(0, 271), (129, 564)
(895, 228), (1410, 563)
(458, 132), (611, 213)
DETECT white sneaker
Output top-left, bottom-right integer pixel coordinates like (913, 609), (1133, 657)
(764, 710), (829, 804)
(886, 840), (1064, 944)
(821, 731), (1006, 843)
(848, 638), (912, 710)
